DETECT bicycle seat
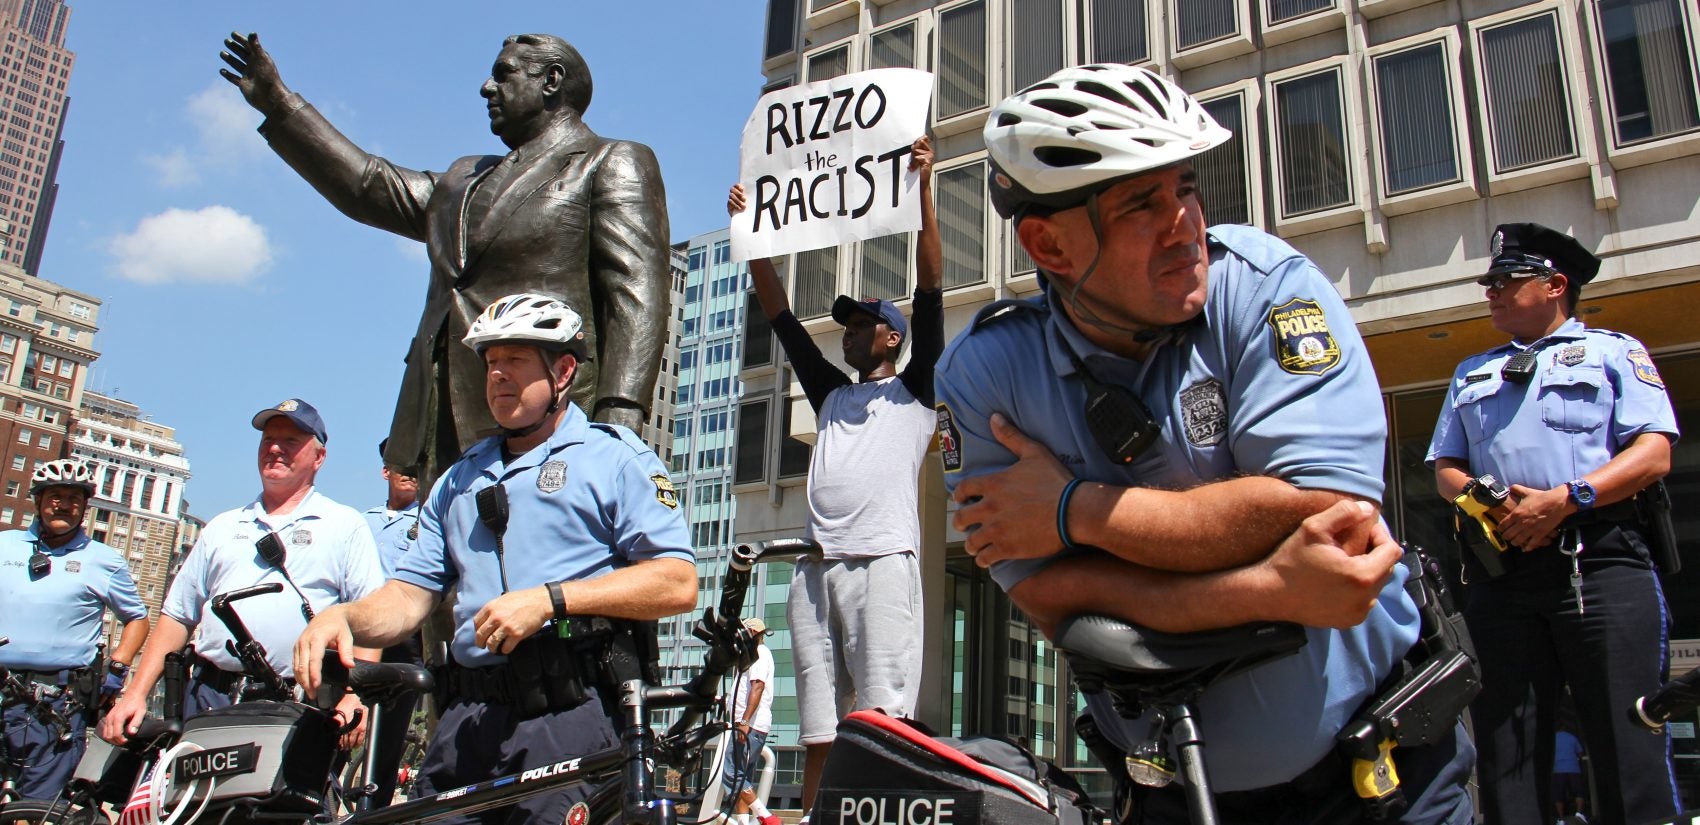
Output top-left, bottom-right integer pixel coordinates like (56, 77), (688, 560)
(314, 657), (434, 708)
(1055, 615), (1307, 701)
(123, 717), (182, 752)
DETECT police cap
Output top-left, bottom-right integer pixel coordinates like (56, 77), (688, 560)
(1481, 222), (1600, 286)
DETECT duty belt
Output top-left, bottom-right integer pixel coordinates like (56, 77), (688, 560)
(190, 654), (294, 697)
(1559, 498), (1641, 530)
(440, 632), (598, 716)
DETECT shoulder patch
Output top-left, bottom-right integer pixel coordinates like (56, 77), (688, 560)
(1266, 297), (1341, 376)
(1628, 348), (1665, 388)
(650, 473), (679, 509)
(936, 403), (964, 473)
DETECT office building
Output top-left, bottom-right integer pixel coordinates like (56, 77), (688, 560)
(0, 0), (73, 275)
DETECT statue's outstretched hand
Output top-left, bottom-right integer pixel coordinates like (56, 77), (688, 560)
(220, 31), (291, 117)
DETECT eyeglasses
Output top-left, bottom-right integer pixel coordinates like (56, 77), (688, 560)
(1478, 272), (1553, 292)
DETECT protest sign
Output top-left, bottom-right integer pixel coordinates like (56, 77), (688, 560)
(731, 68), (934, 262)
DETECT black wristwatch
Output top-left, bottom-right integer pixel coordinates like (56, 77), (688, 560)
(1567, 479), (1597, 511)
(108, 661), (130, 676)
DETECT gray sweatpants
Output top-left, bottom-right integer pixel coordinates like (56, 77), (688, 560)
(788, 551), (923, 745)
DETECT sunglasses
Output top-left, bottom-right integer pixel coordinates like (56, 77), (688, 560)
(1477, 272), (1554, 292)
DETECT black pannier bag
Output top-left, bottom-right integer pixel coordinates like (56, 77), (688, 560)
(71, 735), (150, 806)
(817, 710), (1099, 825)
(166, 700), (339, 814)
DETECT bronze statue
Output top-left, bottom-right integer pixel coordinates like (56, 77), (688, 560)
(221, 32), (671, 485)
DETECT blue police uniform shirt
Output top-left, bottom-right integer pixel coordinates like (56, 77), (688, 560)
(935, 225), (1418, 792)
(392, 404), (695, 668)
(1426, 317), (1679, 487)
(0, 523), (146, 670)
(364, 502), (420, 579)
(164, 488), (385, 678)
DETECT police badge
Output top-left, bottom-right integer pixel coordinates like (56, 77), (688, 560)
(537, 461), (568, 493)
(1557, 345), (1586, 366)
(291, 529), (312, 546)
(1491, 229), (1504, 257)
(1180, 379), (1227, 447)
(65, 560), (81, 573)
(407, 522), (419, 540)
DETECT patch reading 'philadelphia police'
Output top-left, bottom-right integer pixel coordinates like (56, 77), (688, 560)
(650, 474), (679, 509)
(1266, 298), (1341, 376)
(936, 403), (963, 473)
(407, 522), (419, 541)
(290, 529), (312, 546)
(1557, 345), (1586, 366)
(1629, 348), (1665, 388)
(1179, 379), (1227, 447)
(537, 460), (568, 493)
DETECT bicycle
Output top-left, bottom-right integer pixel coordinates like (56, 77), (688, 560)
(50, 538), (817, 825)
(1, 635), (112, 823)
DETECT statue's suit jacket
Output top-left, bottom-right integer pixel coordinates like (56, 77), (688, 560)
(260, 98), (670, 476)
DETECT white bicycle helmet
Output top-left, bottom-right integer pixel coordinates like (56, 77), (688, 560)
(985, 64), (1231, 219)
(462, 293), (588, 357)
(31, 459), (96, 497)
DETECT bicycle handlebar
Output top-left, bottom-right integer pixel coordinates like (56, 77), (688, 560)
(209, 582), (293, 699)
(1632, 667), (1700, 730)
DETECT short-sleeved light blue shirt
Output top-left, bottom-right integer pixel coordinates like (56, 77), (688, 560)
(0, 524), (146, 670)
(1425, 318), (1679, 487)
(364, 502), (420, 579)
(392, 405), (695, 668)
(935, 225), (1418, 792)
(164, 488), (384, 678)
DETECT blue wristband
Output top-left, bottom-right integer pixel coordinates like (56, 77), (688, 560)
(1057, 478), (1086, 551)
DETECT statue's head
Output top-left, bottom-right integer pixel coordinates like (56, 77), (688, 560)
(482, 34), (594, 146)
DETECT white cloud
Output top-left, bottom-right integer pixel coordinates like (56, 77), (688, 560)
(186, 83), (263, 160)
(107, 206), (274, 285)
(143, 83), (263, 187)
(143, 147), (199, 188)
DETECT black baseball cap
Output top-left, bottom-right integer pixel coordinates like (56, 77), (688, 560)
(1481, 222), (1600, 286)
(251, 398), (329, 444)
(831, 295), (908, 339)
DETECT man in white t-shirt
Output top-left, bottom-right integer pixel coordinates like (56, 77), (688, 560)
(727, 136), (941, 816)
(724, 618), (779, 825)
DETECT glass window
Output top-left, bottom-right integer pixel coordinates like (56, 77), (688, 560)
(36, 433), (48, 449)
(688, 246), (707, 271)
(764, 0), (798, 60)
(0, 333), (13, 352)
(1089, 0), (1148, 64)
(860, 234), (909, 301)
(1374, 43), (1462, 194)
(744, 292), (773, 368)
(937, 162), (987, 288)
(3, 481), (15, 497)
(8, 455), (20, 470)
(1176, 0), (1238, 50)
(870, 21), (917, 70)
(15, 428), (27, 444)
(794, 247), (838, 319)
(1597, 0), (1700, 145)
(685, 284), (702, 304)
(938, 1), (988, 119)
(807, 45), (849, 82)
(1196, 93), (1251, 225)
(1011, 0), (1064, 92)
(1479, 12), (1578, 172)
(57, 360), (71, 378)
(1273, 67), (1353, 216)
(1268, 0), (1333, 25)
(1, 508), (11, 523)
(713, 242), (732, 265)
(734, 399), (770, 484)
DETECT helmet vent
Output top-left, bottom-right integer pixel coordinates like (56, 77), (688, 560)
(1033, 98), (1088, 118)
(997, 113), (1022, 127)
(1034, 146), (1102, 168)
(1076, 81), (1135, 110)
(1126, 81), (1169, 118)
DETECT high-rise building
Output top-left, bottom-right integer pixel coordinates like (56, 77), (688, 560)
(0, 0), (73, 275)
(0, 256), (95, 528)
(69, 390), (194, 647)
(744, 0), (1700, 802)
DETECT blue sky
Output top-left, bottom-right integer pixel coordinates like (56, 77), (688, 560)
(50, 2), (766, 516)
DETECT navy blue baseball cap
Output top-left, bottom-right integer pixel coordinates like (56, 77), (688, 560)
(251, 398), (329, 444)
(1482, 222), (1600, 286)
(831, 295), (908, 339)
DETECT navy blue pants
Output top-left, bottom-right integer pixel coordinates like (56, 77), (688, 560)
(1121, 720), (1474, 825)
(1, 689), (85, 799)
(1465, 522), (1680, 825)
(415, 689), (620, 825)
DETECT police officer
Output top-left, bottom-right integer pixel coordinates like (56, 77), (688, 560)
(0, 459), (149, 798)
(361, 438), (423, 807)
(294, 293), (697, 825)
(365, 438), (421, 579)
(935, 64), (1473, 823)
(104, 399), (384, 751)
(1426, 222), (1680, 825)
